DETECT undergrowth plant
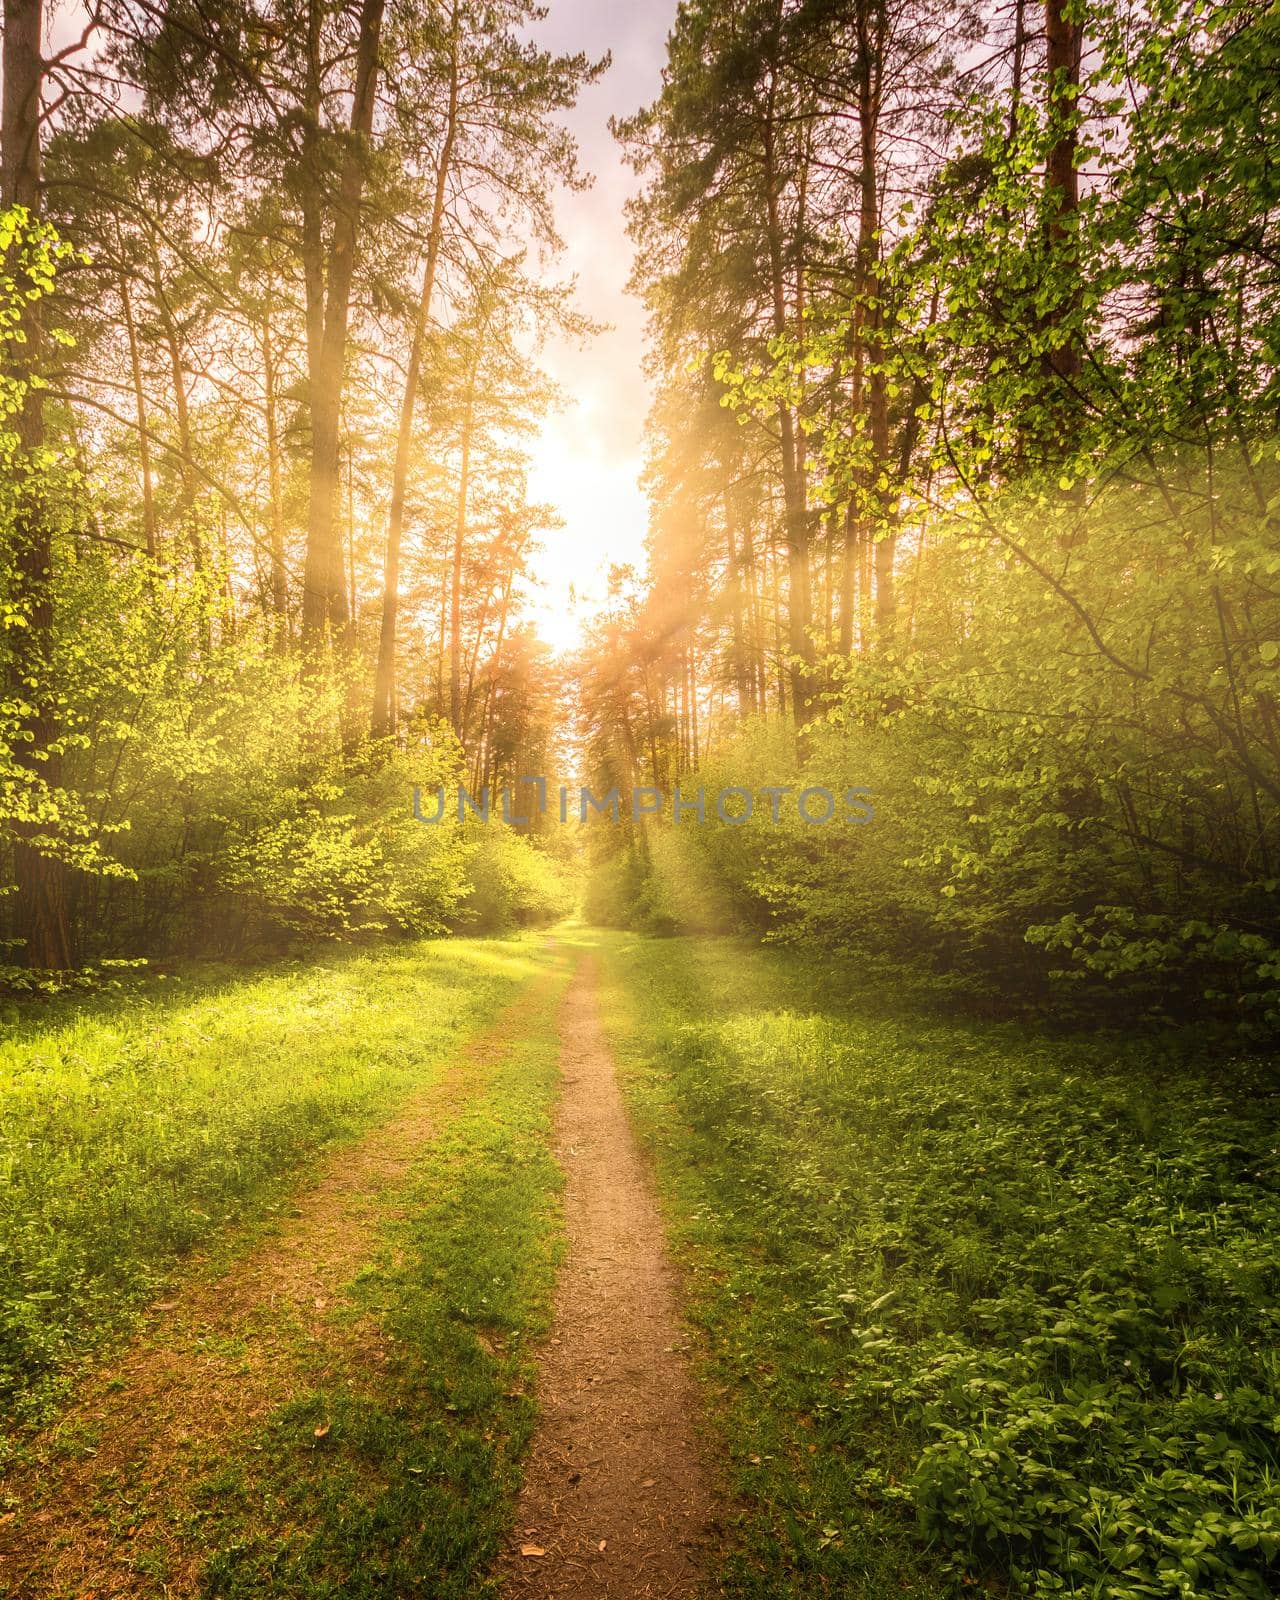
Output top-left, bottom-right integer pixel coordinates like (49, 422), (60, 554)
(599, 933), (1280, 1600)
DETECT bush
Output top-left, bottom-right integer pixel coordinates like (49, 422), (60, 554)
(455, 824), (573, 931)
(19, 567), (485, 955)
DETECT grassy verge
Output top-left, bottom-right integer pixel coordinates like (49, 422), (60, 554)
(188, 933), (579, 1598)
(595, 932), (1280, 1600)
(0, 936), (549, 1437)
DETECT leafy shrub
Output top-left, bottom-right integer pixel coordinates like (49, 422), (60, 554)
(582, 843), (650, 929)
(26, 577), (487, 954)
(216, 741), (472, 945)
(455, 823), (573, 931)
(592, 455), (1280, 1035)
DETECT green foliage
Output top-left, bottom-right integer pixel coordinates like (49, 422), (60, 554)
(582, 842), (652, 929)
(455, 822), (575, 931)
(215, 735), (472, 944)
(621, 449), (1280, 1032)
(584, 830), (741, 936)
(607, 0), (1280, 1032)
(0, 206), (117, 893)
(599, 933), (1280, 1600)
(0, 200), (572, 969)
(11, 531), (573, 952)
(0, 957), (145, 998)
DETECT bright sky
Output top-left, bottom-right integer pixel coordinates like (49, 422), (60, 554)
(521, 0), (677, 656)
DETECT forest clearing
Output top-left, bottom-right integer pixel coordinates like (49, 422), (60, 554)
(2, 0), (1279, 1594)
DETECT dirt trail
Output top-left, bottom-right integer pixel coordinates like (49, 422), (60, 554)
(0, 977), (554, 1600)
(499, 958), (720, 1600)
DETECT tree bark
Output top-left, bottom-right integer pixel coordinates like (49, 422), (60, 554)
(1044, 0), (1083, 389)
(851, 1), (897, 644)
(449, 383), (475, 737)
(301, 0), (385, 644)
(760, 77), (812, 726)
(119, 268), (157, 559)
(462, 551), (496, 738)
(1010, 0), (1028, 140)
(150, 241), (202, 571)
(261, 306), (289, 631)
(838, 500), (856, 654)
(723, 487), (755, 714)
(3, 0), (74, 968)
(742, 512), (765, 713)
(472, 569), (513, 794)
(371, 2), (460, 737)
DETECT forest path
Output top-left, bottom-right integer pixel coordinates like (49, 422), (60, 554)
(0, 964), (563, 1600)
(497, 955), (721, 1599)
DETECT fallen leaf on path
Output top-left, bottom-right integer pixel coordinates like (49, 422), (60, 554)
(641, 1478), (656, 1488)
(519, 1545), (546, 1558)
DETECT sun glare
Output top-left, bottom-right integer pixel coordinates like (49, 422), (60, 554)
(524, 407), (649, 656)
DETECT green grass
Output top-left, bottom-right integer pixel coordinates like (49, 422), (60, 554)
(595, 932), (1280, 1600)
(188, 930), (586, 1597)
(0, 935), (550, 1438)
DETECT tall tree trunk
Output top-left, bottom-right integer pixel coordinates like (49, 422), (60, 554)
(472, 570), (513, 795)
(852, 2), (897, 643)
(150, 247), (201, 571)
(838, 501), (856, 654)
(371, 2), (460, 737)
(3, 0), (73, 968)
(1010, 0), (1028, 139)
(858, 525), (873, 650)
(1044, 0), (1083, 391)
(823, 502), (837, 648)
(119, 268), (157, 559)
(723, 487), (755, 714)
(760, 81), (812, 726)
(261, 307), (289, 633)
(300, 0), (326, 376)
(346, 438), (357, 626)
(689, 645), (700, 770)
(1043, 0), (1085, 538)
(741, 514), (765, 713)
(449, 383), (476, 737)
(301, 0), (385, 644)
(462, 557), (497, 737)
(641, 665), (660, 788)
(435, 558), (448, 719)
(767, 532), (787, 717)
(677, 646), (688, 775)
